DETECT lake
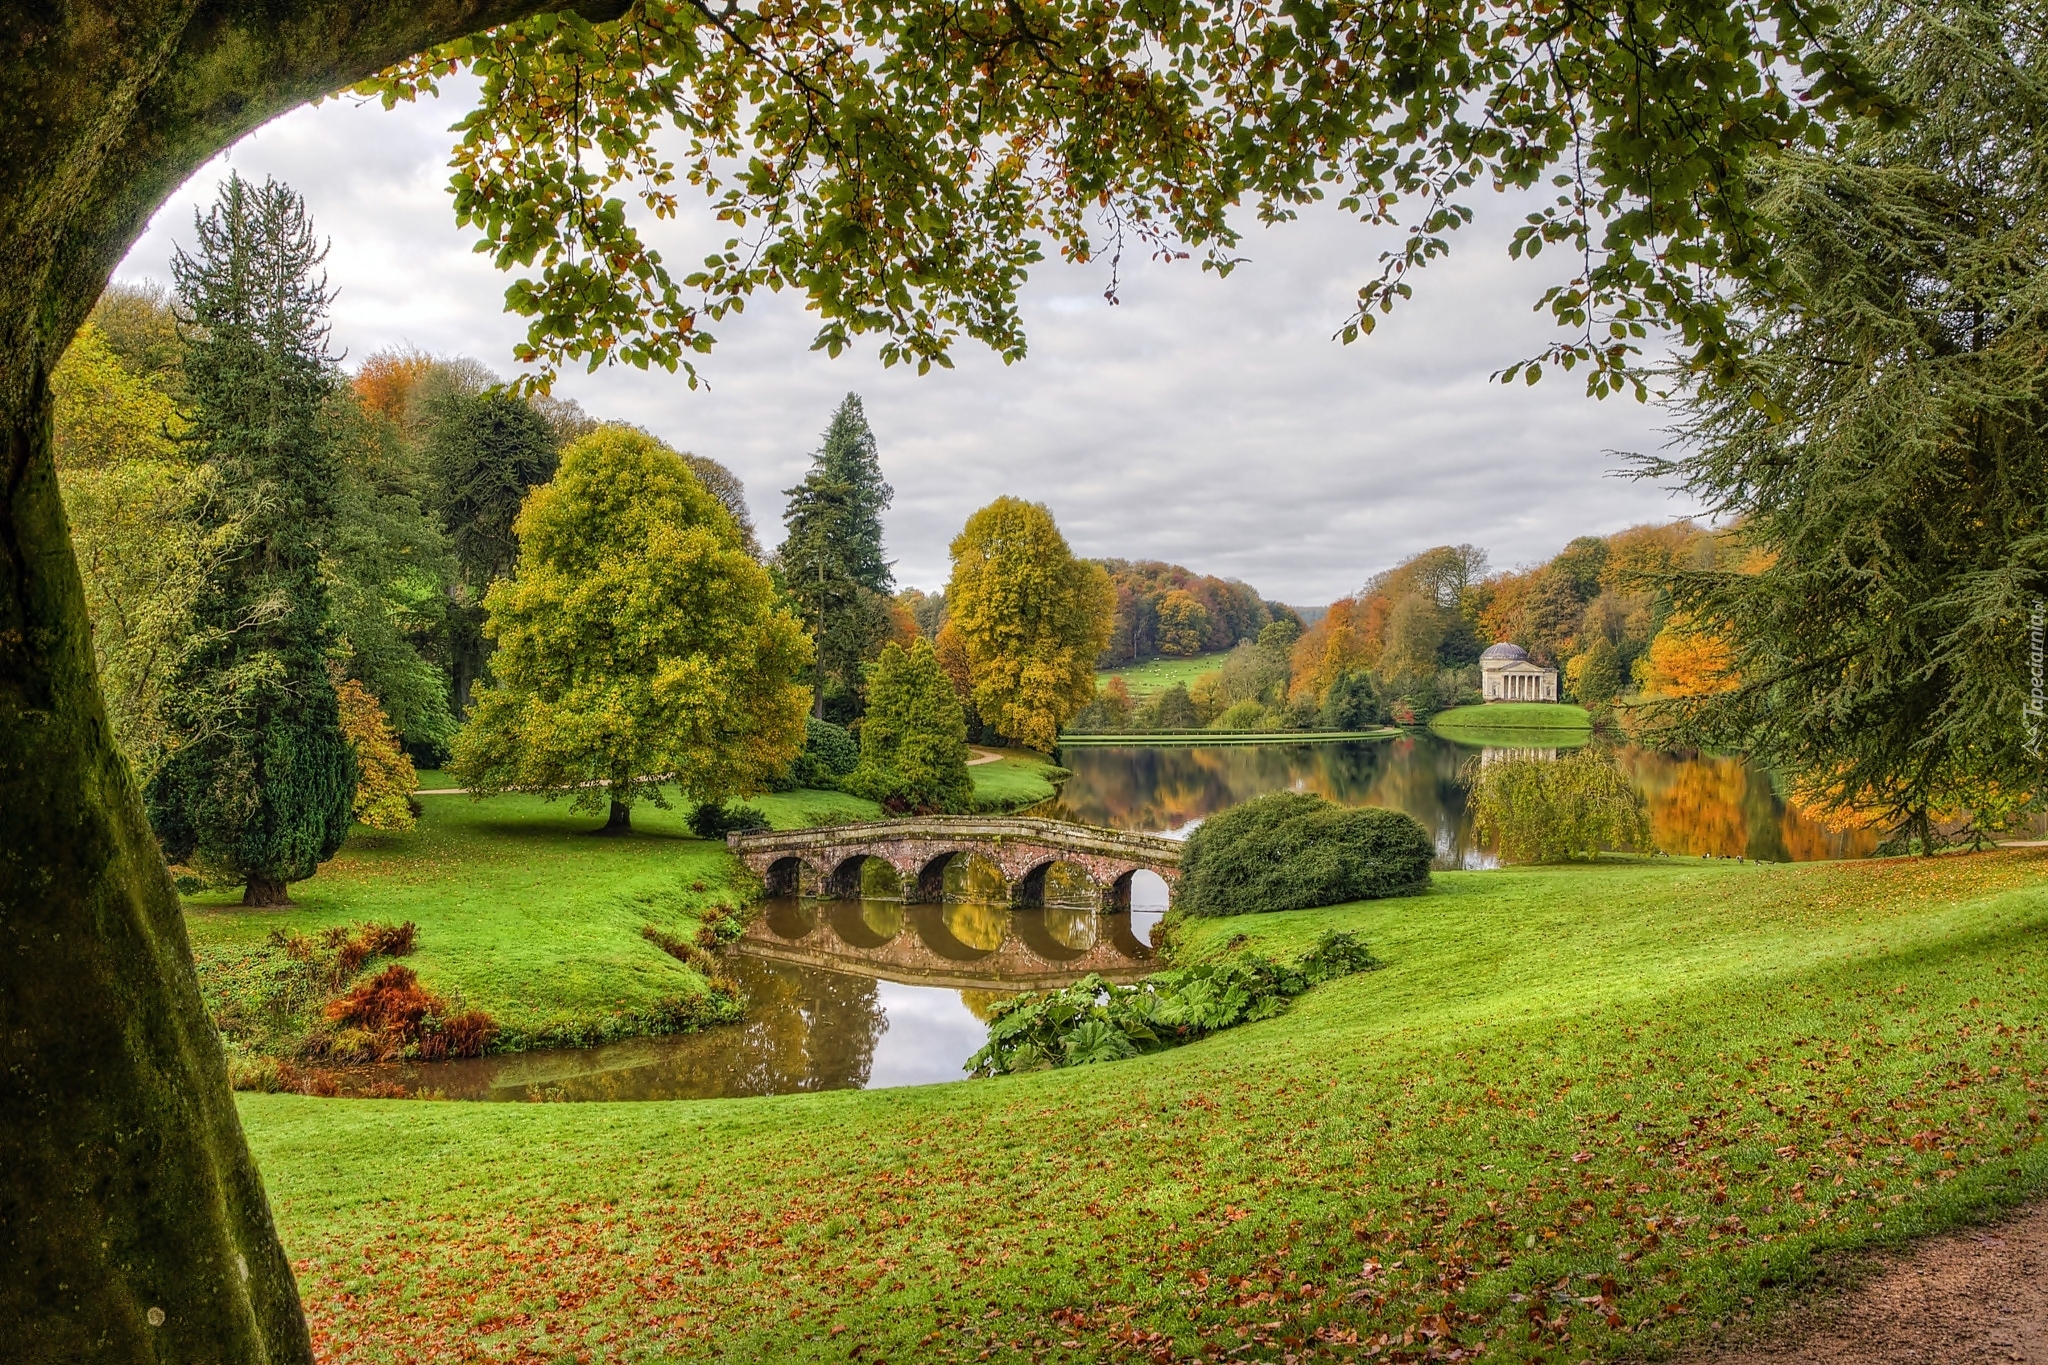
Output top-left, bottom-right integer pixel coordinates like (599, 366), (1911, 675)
(1041, 731), (1879, 865)
(337, 731), (1871, 1101)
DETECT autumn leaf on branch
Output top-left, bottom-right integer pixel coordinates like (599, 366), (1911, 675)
(358, 0), (1896, 397)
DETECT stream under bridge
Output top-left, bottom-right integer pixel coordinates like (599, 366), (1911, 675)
(728, 816), (1183, 913)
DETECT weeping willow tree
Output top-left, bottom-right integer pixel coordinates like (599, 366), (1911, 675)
(1639, 0), (2048, 850)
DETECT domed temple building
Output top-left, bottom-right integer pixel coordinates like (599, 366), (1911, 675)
(1479, 642), (1558, 702)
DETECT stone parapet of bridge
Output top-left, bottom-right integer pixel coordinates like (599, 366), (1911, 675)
(728, 816), (1182, 912)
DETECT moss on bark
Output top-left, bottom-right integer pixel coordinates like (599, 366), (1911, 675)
(0, 0), (626, 1356)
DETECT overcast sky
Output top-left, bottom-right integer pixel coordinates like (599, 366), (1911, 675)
(111, 83), (1707, 606)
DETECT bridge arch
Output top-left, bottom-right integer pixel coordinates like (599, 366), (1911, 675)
(761, 854), (827, 899)
(821, 853), (905, 901)
(1013, 857), (1104, 911)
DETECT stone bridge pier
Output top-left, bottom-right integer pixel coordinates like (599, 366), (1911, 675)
(729, 816), (1182, 913)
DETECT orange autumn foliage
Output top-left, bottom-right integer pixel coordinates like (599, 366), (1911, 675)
(1638, 615), (1738, 699)
(353, 346), (433, 422)
(1288, 596), (1379, 703)
(1476, 567), (1541, 646)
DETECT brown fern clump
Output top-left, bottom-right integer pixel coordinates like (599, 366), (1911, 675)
(315, 964), (496, 1063)
(419, 1010), (498, 1061)
(276, 919), (418, 988)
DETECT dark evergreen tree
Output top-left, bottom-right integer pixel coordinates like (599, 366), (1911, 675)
(146, 175), (356, 906)
(816, 392), (893, 593)
(423, 391), (558, 714)
(1643, 0), (2048, 849)
(1319, 671), (1383, 730)
(780, 393), (896, 718)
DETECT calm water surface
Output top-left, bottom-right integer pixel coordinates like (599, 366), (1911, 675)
(1043, 732), (1880, 865)
(340, 895), (1165, 1102)
(345, 731), (1873, 1102)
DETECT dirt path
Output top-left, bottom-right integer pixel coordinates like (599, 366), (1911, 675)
(1691, 1204), (2048, 1364)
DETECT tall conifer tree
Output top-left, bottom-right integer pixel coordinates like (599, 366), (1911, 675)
(816, 393), (892, 593)
(146, 176), (356, 906)
(780, 393), (895, 718)
(1644, 0), (2048, 849)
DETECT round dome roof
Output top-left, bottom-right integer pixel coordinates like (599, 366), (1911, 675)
(1479, 641), (1529, 662)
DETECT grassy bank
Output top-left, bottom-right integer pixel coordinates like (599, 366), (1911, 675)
(184, 792), (753, 1058)
(1431, 701), (1595, 742)
(1098, 651), (1232, 697)
(241, 849), (2048, 1362)
(186, 753), (1070, 1064)
(967, 748), (1072, 810)
(1059, 728), (1400, 747)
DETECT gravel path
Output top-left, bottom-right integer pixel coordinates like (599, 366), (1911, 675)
(1689, 1205), (2048, 1364)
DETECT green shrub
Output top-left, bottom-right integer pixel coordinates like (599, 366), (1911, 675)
(688, 800), (772, 838)
(771, 716), (860, 790)
(967, 930), (1377, 1075)
(1210, 698), (1269, 731)
(1178, 792), (1432, 917)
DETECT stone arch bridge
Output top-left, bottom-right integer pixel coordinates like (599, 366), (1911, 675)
(729, 816), (1182, 912)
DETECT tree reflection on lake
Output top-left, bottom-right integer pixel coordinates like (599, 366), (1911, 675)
(1046, 733), (1877, 865)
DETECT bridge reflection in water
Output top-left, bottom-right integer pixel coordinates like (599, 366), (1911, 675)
(749, 895), (1156, 991)
(325, 892), (1161, 1104)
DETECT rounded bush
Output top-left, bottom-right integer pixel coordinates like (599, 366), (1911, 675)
(1178, 792), (1432, 917)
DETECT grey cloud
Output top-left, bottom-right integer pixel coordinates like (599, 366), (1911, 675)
(115, 88), (1704, 605)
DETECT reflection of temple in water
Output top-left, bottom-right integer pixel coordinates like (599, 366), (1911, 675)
(1479, 746), (1558, 765)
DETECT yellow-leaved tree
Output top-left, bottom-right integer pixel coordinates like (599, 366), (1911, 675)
(1635, 613), (1739, 700)
(336, 678), (419, 832)
(945, 497), (1114, 751)
(453, 428), (812, 832)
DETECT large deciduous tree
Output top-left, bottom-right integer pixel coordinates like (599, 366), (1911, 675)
(945, 497), (1115, 751)
(145, 174), (358, 909)
(451, 426), (811, 831)
(0, 0), (1904, 1352)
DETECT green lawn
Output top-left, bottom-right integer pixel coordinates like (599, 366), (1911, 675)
(969, 747), (1071, 808)
(184, 791), (750, 1052)
(1430, 701), (1595, 744)
(240, 849), (2048, 1363)
(1098, 651), (1232, 697)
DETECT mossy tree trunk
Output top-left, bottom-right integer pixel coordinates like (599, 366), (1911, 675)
(0, 1), (623, 1356)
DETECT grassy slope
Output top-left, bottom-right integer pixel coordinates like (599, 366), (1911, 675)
(184, 793), (748, 1049)
(1099, 651), (1232, 697)
(243, 850), (2048, 1363)
(970, 748), (1070, 809)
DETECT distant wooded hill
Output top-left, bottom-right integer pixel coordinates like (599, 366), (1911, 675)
(1090, 559), (1298, 667)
